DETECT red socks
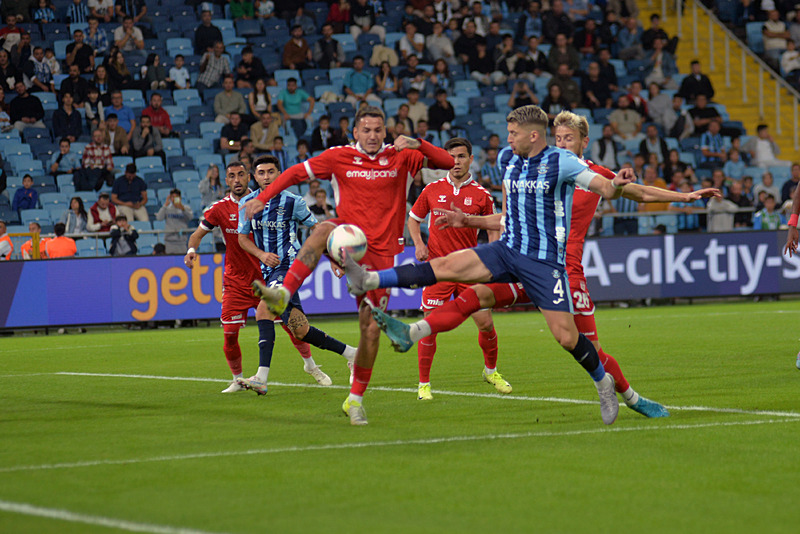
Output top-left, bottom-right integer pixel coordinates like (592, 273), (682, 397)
(478, 329), (498, 370)
(222, 324), (243, 376)
(281, 324), (312, 359)
(426, 288), (481, 335)
(283, 260), (314, 296)
(350, 364), (373, 396)
(418, 335), (437, 383)
(598, 349), (630, 393)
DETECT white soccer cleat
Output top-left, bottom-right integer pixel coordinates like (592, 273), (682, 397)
(237, 375), (268, 395)
(221, 380), (246, 393)
(305, 365), (333, 386)
(596, 373), (619, 425)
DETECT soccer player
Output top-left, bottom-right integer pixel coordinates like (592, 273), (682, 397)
(408, 136), (511, 401)
(344, 105), (640, 425)
(782, 177), (800, 370)
(236, 155), (357, 394)
(184, 161), (354, 393)
(242, 106), (455, 425)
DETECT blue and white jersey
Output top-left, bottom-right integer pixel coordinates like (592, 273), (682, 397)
(501, 145), (596, 265)
(238, 189), (317, 275)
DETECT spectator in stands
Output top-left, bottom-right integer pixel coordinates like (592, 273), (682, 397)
(114, 16), (144, 56)
(12, 174), (38, 212)
(35, 0), (57, 24)
(302, 179), (322, 205)
(642, 37), (678, 90)
(53, 92), (82, 142)
(156, 188), (193, 254)
(112, 162), (148, 221)
(661, 95), (693, 139)
(169, 54), (190, 90)
(9, 29), (29, 69)
(706, 193), (738, 232)
(753, 193), (785, 229)
(609, 95), (644, 143)
(268, 136), (288, 170)
(332, 116), (350, 145)
(699, 119), (725, 169)
(678, 60), (714, 104)
(152, 242), (165, 254)
(405, 87), (427, 127)
(310, 115), (334, 152)
(480, 146), (503, 194)
(20, 221), (44, 259)
(547, 63), (580, 108)
(581, 61), (612, 110)
(607, 0), (639, 19)
(727, 180), (753, 227)
(515, 35), (550, 83)
(231, 0), (255, 21)
(571, 18), (599, 55)
(50, 137), (82, 177)
(102, 113), (130, 154)
(763, 9), (790, 68)
(0, 88), (9, 131)
(25, 46), (54, 93)
(89, 0), (114, 22)
(44, 223), (77, 258)
(250, 107), (279, 151)
(350, 0), (385, 42)
(754, 171), (780, 204)
(194, 9), (222, 56)
(239, 138), (256, 161)
(60, 64), (91, 106)
(290, 6), (316, 36)
(79, 128), (115, 190)
(233, 52), (267, 93)
(142, 92), (171, 138)
(9, 80), (44, 132)
(461, 1), (489, 36)
(374, 60), (399, 99)
(591, 124), (620, 170)
(91, 63), (110, 103)
(781, 163), (800, 202)
(0, 50), (18, 92)
(627, 80), (648, 117)
(639, 124), (669, 164)
(387, 103), (414, 138)
(199, 164), (224, 207)
(454, 20), (483, 66)
(689, 94), (720, 135)
(247, 78), (273, 123)
(426, 21), (456, 65)
(0, 220), (11, 260)
(397, 54), (426, 95)
(143, 53), (168, 90)
(782, 40), (800, 87)
(108, 50), (139, 92)
(517, 1), (542, 42)
(282, 25), (312, 70)
(219, 111), (248, 153)
(108, 90), (135, 134)
(422, 59), (450, 97)
(277, 77), (313, 127)
(617, 16), (644, 60)
(642, 13), (678, 54)
(415, 119), (434, 144)
(0, 14), (23, 47)
(647, 82), (670, 124)
(312, 24), (343, 70)
(61, 196), (88, 234)
(427, 88), (454, 132)
(595, 48), (617, 90)
(115, 0), (146, 24)
(85, 17), (108, 56)
(214, 74), (247, 124)
(87, 192), (116, 231)
(131, 114), (164, 162)
(399, 21), (425, 62)
(507, 80), (537, 109)
(744, 124), (793, 168)
(197, 41), (231, 92)
(468, 41), (506, 86)
(541, 83), (570, 125)
(66, 29), (95, 74)
(547, 33), (579, 74)
(723, 148), (746, 180)
(109, 214), (138, 255)
(326, 0), (350, 34)
(541, 0), (572, 44)
(341, 56), (378, 106)
(309, 189), (336, 222)
(668, 182), (704, 232)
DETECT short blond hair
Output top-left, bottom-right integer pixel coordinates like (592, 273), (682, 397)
(552, 110), (589, 139)
(506, 105), (548, 130)
(354, 105), (385, 127)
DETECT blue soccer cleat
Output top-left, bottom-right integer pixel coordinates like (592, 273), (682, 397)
(629, 396), (670, 418)
(796, 353), (800, 370)
(371, 307), (414, 352)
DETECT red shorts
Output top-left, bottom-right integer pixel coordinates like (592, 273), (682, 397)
(355, 249), (393, 311)
(220, 282), (261, 326)
(421, 281), (471, 310)
(569, 275), (596, 316)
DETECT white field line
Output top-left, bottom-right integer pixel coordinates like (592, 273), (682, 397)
(0, 339), (209, 354)
(0, 419), (795, 475)
(0, 499), (229, 534)
(49, 371), (800, 419)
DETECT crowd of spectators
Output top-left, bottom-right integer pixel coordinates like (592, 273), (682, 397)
(0, 0), (797, 261)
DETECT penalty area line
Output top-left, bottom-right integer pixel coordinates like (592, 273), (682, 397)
(0, 419), (796, 474)
(52, 371), (800, 419)
(0, 499), (229, 534)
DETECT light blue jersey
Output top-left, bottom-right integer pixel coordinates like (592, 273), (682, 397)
(238, 189), (317, 276)
(501, 146), (595, 265)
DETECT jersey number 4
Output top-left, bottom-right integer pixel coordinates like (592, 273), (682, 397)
(552, 278), (565, 305)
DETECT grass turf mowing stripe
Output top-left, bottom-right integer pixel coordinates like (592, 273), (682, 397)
(50, 372), (800, 419)
(0, 499), (229, 534)
(0, 419), (796, 474)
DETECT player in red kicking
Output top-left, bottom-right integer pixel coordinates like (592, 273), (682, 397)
(242, 106), (455, 425)
(407, 137), (511, 401)
(371, 110), (721, 417)
(185, 161), (355, 393)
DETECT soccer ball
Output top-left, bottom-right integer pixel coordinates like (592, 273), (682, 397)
(327, 224), (367, 264)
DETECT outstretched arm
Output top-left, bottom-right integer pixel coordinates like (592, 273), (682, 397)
(586, 167), (636, 199)
(435, 203), (504, 231)
(394, 136), (455, 170)
(622, 184), (721, 203)
(244, 162), (312, 219)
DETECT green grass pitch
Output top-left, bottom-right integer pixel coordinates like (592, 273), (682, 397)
(1, 300), (799, 533)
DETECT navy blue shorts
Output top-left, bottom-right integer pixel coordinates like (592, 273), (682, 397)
(473, 241), (573, 313)
(263, 266), (304, 322)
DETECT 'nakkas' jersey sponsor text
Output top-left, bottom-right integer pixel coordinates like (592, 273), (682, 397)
(409, 175), (495, 258)
(502, 146), (596, 266)
(200, 195), (263, 289)
(238, 190), (317, 276)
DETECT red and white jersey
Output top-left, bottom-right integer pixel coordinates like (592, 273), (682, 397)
(409, 174), (495, 259)
(301, 143), (427, 256)
(566, 159), (615, 281)
(200, 194), (262, 289)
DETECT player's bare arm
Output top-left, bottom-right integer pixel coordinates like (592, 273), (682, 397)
(622, 183), (721, 203)
(184, 226), (211, 267)
(407, 216), (428, 261)
(238, 233), (280, 267)
(244, 162), (311, 220)
(588, 167), (635, 199)
(393, 135), (421, 151)
(435, 203), (504, 231)
(784, 181), (800, 256)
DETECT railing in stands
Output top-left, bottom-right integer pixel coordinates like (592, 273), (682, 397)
(661, 0), (800, 150)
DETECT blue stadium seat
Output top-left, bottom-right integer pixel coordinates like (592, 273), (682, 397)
(20, 209), (51, 225)
(135, 156), (165, 171)
(469, 96), (495, 112)
(449, 96), (469, 116)
(54, 39), (71, 60)
(236, 18), (262, 37)
(481, 112), (506, 128)
(194, 154), (224, 170)
(199, 121), (223, 136)
(173, 170), (201, 183)
(382, 98), (405, 117)
(76, 239), (105, 257)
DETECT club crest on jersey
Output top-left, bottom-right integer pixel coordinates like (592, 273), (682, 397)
(464, 197), (472, 206)
(538, 163), (549, 174)
(379, 157), (388, 166)
(552, 270), (560, 279)
(438, 195), (447, 203)
(229, 213), (237, 221)
(353, 157), (363, 165)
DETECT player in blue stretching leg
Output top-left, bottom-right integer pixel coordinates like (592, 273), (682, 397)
(344, 105), (636, 425)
